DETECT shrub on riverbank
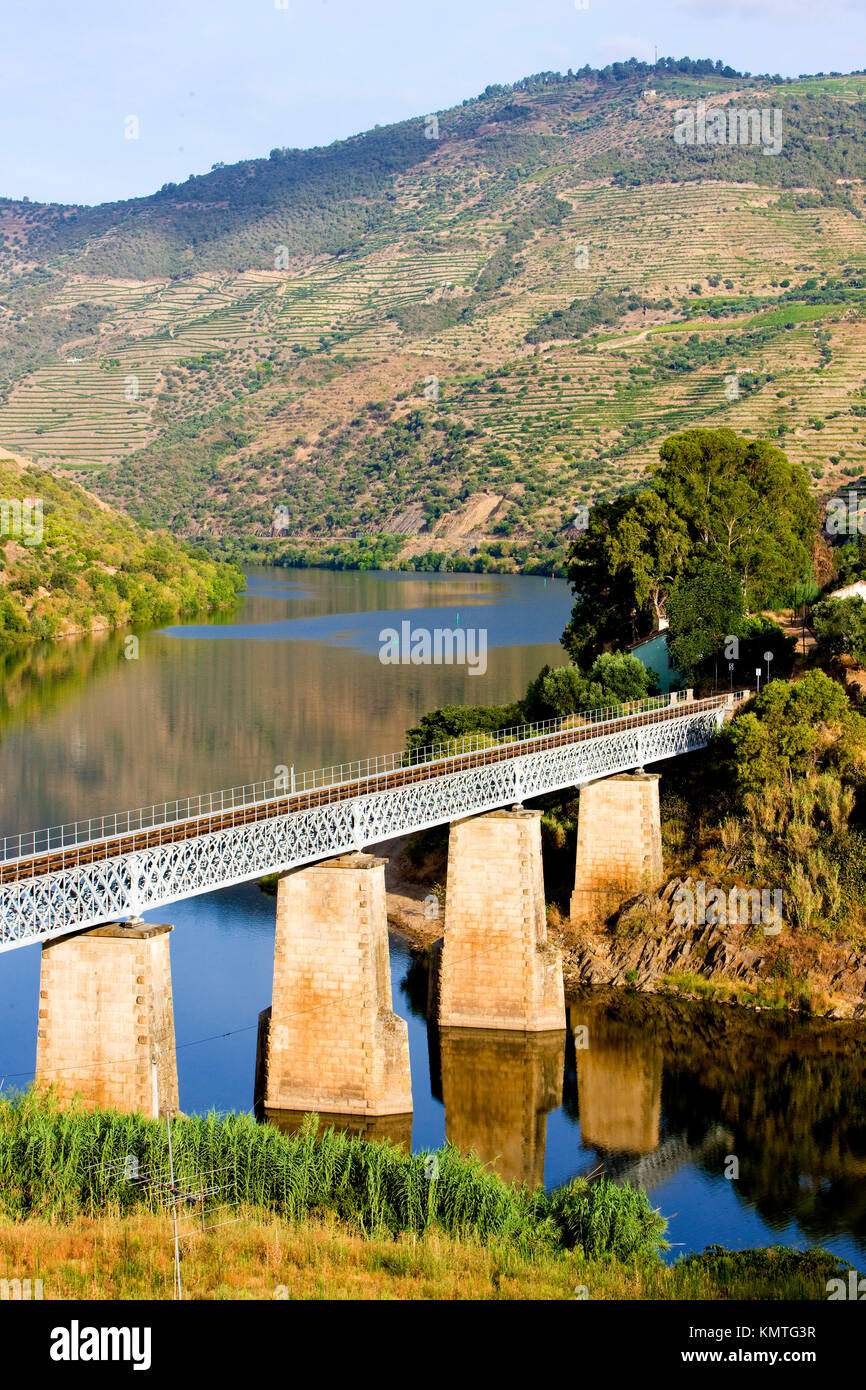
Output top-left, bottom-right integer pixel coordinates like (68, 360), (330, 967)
(0, 1090), (667, 1263)
(711, 672), (866, 934)
(548, 1175), (668, 1258)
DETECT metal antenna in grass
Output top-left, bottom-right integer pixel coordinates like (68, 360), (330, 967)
(164, 1079), (182, 1302)
(147, 1057), (240, 1298)
(88, 1059), (239, 1300)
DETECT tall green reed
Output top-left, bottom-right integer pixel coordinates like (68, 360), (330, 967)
(0, 1088), (667, 1262)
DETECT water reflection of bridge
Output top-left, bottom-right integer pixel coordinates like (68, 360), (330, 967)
(436, 1028), (564, 1189)
(424, 998), (732, 1191)
(570, 1000), (731, 1192)
(418, 986), (866, 1267)
(594, 1125), (732, 1193)
(571, 1002), (663, 1155)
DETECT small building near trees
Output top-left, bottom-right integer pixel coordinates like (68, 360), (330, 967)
(628, 620), (680, 693)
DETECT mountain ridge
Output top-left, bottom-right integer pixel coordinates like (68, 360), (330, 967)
(1, 59), (865, 572)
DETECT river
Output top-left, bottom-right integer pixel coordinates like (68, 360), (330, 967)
(0, 566), (864, 1267)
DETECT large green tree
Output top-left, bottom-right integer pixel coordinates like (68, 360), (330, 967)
(666, 562), (745, 681)
(653, 429), (816, 607)
(564, 429), (817, 665)
(564, 491), (691, 663)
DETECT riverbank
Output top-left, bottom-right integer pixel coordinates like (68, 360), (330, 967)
(0, 453), (244, 647)
(385, 849), (866, 1021)
(555, 884), (866, 1020)
(0, 1209), (849, 1301)
(201, 533), (569, 578)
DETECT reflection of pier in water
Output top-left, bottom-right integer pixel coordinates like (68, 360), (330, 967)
(571, 1002), (663, 1154)
(569, 1000), (732, 1192)
(437, 1027), (565, 1188)
(261, 1108), (413, 1148)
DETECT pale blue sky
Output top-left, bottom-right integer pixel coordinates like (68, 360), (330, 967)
(2, 0), (863, 206)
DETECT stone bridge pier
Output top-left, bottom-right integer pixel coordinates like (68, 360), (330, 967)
(570, 771), (664, 926)
(257, 852), (412, 1125)
(437, 808), (565, 1032)
(35, 921), (179, 1115)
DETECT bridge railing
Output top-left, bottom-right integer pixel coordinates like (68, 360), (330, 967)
(0, 688), (748, 864)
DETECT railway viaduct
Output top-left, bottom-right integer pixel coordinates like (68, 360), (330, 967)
(0, 689), (748, 1124)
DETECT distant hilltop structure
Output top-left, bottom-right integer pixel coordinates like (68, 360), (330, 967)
(641, 89), (658, 100)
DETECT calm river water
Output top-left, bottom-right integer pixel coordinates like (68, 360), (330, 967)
(1, 567), (864, 1266)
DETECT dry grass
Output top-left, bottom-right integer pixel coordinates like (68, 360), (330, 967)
(0, 1211), (846, 1301)
(0, 1210), (582, 1301)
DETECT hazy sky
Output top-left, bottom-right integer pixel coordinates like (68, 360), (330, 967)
(2, 0), (863, 206)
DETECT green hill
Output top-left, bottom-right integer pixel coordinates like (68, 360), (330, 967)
(0, 453), (242, 642)
(1, 57), (866, 571)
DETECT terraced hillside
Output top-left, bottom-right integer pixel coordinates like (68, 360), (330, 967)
(1, 58), (866, 570)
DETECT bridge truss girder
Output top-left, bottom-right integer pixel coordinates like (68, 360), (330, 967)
(0, 705), (723, 951)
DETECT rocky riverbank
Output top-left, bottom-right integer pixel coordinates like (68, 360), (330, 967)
(383, 841), (866, 1021)
(554, 877), (866, 1020)
(371, 829), (866, 1022)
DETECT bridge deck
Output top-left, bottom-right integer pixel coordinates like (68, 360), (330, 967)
(0, 692), (745, 886)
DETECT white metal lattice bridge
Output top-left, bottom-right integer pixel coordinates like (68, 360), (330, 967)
(0, 689), (748, 952)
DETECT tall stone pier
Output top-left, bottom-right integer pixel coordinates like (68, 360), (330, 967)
(438, 808), (565, 1031)
(570, 772), (663, 926)
(35, 922), (178, 1115)
(259, 852), (412, 1121)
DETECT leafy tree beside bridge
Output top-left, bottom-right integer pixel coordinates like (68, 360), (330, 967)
(562, 429), (817, 672)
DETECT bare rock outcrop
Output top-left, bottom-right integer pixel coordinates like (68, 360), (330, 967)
(562, 876), (866, 1020)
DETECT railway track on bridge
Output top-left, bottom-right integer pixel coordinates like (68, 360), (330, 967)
(0, 693), (746, 886)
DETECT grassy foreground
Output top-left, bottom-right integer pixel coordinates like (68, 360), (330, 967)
(0, 1212), (850, 1302)
(0, 1091), (855, 1300)
(0, 1090), (667, 1260)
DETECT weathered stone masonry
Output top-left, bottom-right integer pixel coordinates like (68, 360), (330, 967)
(570, 772), (663, 925)
(35, 922), (178, 1115)
(438, 808), (565, 1031)
(260, 852), (412, 1119)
